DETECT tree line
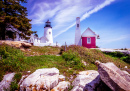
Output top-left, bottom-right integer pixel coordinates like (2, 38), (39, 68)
(0, 0), (36, 40)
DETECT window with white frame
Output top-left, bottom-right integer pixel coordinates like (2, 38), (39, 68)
(87, 37), (91, 44)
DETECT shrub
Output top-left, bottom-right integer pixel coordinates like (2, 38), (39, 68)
(10, 73), (22, 91)
(107, 51), (124, 58)
(14, 72), (22, 83)
(10, 72), (22, 91)
(104, 51), (130, 63)
(63, 45), (129, 69)
(10, 80), (18, 91)
(121, 56), (130, 63)
(62, 49), (85, 70)
(0, 45), (26, 72)
(62, 50), (79, 61)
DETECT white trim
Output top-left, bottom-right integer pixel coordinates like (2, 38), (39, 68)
(81, 38), (82, 46)
(81, 27), (97, 37)
(87, 37), (91, 44)
(82, 35), (96, 37)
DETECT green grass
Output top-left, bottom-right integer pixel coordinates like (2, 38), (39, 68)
(65, 45), (129, 69)
(24, 46), (61, 56)
(0, 44), (130, 90)
(10, 72), (22, 91)
(103, 51), (130, 63)
(0, 44), (25, 81)
(0, 45), (82, 81)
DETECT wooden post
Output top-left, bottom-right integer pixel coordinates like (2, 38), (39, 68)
(65, 42), (66, 51)
(56, 41), (57, 46)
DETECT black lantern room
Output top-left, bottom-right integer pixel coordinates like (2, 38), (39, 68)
(44, 20), (52, 28)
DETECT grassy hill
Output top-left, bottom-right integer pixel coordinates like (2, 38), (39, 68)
(0, 44), (129, 82)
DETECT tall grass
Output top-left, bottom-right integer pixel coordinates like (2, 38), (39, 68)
(24, 46), (60, 56)
(62, 49), (85, 70)
(103, 51), (130, 63)
(0, 44), (129, 82)
(64, 45), (130, 69)
(0, 45), (27, 80)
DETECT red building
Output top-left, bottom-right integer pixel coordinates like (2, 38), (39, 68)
(81, 27), (99, 48)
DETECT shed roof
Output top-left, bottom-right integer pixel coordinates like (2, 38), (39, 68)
(81, 27), (97, 37)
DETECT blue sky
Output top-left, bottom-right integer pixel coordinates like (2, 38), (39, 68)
(24, 0), (130, 48)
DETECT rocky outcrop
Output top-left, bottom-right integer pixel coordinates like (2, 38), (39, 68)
(0, 40), (32, 49)
(20, 68), (70, 91)
(58, 75), (65, 82)
(96, 80), (112, 91)
(0, 73), (15, 91)
(1, 62), (129, 91)
(71, 70), (101, 91)
(0, 68), (70, 91)
(95, 60), (130, 91)
(51, 81), (70, 91)
(21, 42), (32, 48)
(20, 68), (59, 91)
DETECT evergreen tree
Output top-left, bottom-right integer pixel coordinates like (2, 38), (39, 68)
(0, 0), (33, 40)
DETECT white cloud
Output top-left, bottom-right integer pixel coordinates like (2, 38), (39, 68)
(54, 0), (115, 38)
(81, 0), (115, 21)
(27, 0), (115, 37)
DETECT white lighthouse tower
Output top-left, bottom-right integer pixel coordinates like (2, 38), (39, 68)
(32, 20), (61, 46)
(75, 17), (81, 46)
(41, 20), (53, 43)
(44, 20), (53, 43)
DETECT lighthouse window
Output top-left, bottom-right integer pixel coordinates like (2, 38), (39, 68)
(87, 38), (91, 44)
(49, 32), (51, 34)
(77, 24), (79, 27)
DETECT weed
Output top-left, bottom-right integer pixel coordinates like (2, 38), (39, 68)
(14, 72), (22, 83)
(10, 80), (18, 91)
(120, 56), (130, 63)
(65, 45), (129, 69)
(104, 51), (130, 63)
(62, 49), (85, 70)
(68, 85), (74, 91)
(0, 45), (25, 80)
(24, 46), (60, 56)
(10, 72), (22, 91)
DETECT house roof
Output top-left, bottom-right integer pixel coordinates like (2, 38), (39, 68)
(81, 27), (97, 37)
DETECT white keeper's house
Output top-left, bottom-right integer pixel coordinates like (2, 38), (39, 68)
(30, 20), (60, 46)
(5, 20), (60, 46)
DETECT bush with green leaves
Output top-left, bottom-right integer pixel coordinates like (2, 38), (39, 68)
(10, 72), (22, 91)
(62, 49), (85, 70)
(110, 51), (124, 57)
(0, 45), (26, 72)
(104, 51), (130, 63)
(64, 45), (129, 70)
(121, 56), (130, 63)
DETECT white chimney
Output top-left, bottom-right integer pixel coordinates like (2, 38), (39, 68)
(75, 17), (81, 46)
